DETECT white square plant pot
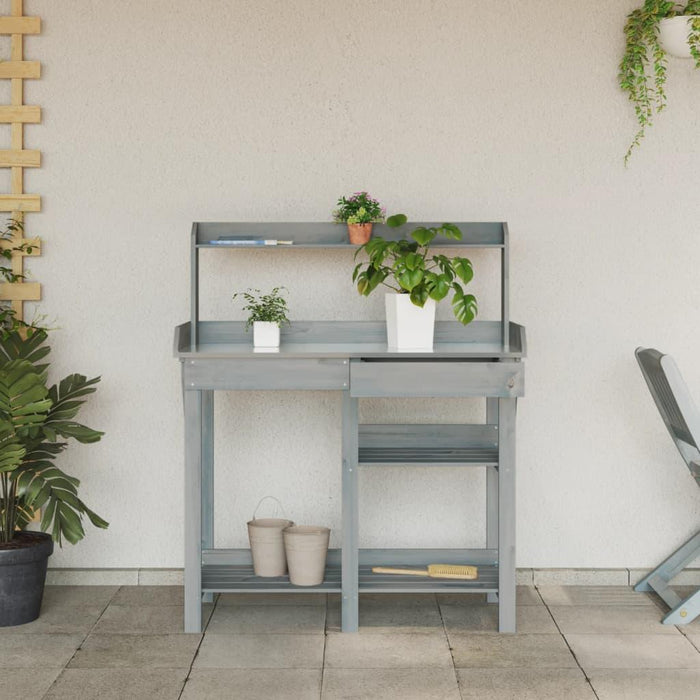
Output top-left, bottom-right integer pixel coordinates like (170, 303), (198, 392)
(253, 321), (280, 348)
(659, 16), (697, 59)
(385, 294), (436, 350)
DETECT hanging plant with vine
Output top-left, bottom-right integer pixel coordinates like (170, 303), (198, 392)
(619, 1), (700, 164)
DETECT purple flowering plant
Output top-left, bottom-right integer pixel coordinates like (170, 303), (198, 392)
(333, 192), (386, 225)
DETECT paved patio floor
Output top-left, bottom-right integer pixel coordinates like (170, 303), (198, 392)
(1, 584), (699, 699)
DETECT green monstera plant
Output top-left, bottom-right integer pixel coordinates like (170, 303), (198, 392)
(0, 328), (107, 545)
(352, 215), (477, 325)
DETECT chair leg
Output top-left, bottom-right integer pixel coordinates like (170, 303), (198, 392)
(663, 588), (700, 625)
(635, 529), (700, 592)
(634, 529), (700, 625)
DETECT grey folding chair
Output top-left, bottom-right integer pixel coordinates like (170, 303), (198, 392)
(634, 347), (700, 624)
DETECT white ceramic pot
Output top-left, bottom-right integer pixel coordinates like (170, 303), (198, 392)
(385, 294), (436, 350)
(253, 321), (280, 348)
(659, 16), (698, 59)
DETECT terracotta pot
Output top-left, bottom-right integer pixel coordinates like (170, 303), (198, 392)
(347, 223), (373, 245)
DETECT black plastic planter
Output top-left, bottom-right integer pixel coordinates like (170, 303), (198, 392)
(0, 531), (53, 627)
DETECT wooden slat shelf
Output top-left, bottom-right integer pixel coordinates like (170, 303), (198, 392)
(202, 564), (497, 594)
(359, 447), (498, 466)
(194, 221), (507, 248)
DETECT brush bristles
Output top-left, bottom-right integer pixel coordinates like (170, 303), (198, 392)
(427, 564), (478, 580)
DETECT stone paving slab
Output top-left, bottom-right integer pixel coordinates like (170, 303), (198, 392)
(44, 668), (187, 699)
(0, 667), (62, 698)
(549, 604), (681, 635)
(566, 633), (700, 670)
(322, 667), (461, 699)
(456, 668), (597, 699)
(440, 603), (558, 634)
(325, 631), (453, 669)
(588, 668), (700, 700)
(0, 634), (83, 668)
(206, 604), (326, 635)
(448, 632), (579, 669)
(193, 633), (325, 669)
(182, 669), (322, 700)
(326, 595), (443, 634)
(68, 633), (202, 669)
(538, 585), (656, 607)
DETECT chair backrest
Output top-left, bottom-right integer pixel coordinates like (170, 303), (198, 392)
(636, 347), (700, 486)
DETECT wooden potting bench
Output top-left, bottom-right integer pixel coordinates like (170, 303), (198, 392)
(174, 222), (526, 633)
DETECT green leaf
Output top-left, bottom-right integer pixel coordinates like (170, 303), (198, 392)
(0, 419), (25, 473)
(452, 287), (478, 325)
(397, 268), (423, 292)
(428, 276), (450, 302)
(439, 223), (463, 240)
(452, 257), (474, 284)
(411, 227), (436, 246)
(403, 253), (424, 271)
(410, 287), (429, 307)
(386, 214), (407, 228)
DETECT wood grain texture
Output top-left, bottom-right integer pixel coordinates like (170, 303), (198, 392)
(0, 281), (40, 301)
(0, 194), (40, 211)
(0, 16), (40, 34)
(0, 105), (40, 123)
(0, 61), (39, 78)
(0, 149), (40, 167)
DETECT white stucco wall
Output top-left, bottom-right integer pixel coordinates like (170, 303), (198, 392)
(15, 0), (700, 568)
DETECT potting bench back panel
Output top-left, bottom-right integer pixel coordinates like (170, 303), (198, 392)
(190, 221), (510, 350)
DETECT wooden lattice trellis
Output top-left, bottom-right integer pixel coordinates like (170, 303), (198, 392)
(0, 0), (40, 322)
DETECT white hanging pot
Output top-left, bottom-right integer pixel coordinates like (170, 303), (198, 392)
(385, 294), (436, 350)
(659, 16), (698, 59)
(253, 321), (280, 348)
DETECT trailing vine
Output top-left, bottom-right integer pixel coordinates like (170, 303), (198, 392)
(619, 2), (700, 164)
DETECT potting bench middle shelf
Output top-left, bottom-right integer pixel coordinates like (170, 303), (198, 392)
(175, 318), (525, 635)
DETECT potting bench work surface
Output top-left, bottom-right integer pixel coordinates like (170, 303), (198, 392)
(175, 319), (525, 634)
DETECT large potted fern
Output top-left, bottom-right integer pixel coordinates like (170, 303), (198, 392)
(619, 1), (700, 164)
(0, 327), (107, 626)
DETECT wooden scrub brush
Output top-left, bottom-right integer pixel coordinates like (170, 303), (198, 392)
(371, 564), (478, 580)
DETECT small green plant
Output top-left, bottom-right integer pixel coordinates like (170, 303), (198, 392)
(0, 219), (39, 335)
(619, 1), (700, 164)
(233, 287), (290, 330)
(0, 328), (108, 546)
(333, 192), (386, 225)
(352, 215), (477, 325)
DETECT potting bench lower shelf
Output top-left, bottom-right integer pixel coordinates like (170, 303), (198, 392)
(175, 319), (525, 633)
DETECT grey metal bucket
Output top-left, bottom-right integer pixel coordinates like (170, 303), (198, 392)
(283, 525), (330, 586)
(247, 497), (293, 577)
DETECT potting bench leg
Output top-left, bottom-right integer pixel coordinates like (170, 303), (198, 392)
(341, 390), (359, 632)
(184, 388), (203, 633)
(498, 397), (517, 633)
(486, 398), (499, 604)
(201, 390), (214, 603)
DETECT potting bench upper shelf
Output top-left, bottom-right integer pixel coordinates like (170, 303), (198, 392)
(175, 221), (525, 634)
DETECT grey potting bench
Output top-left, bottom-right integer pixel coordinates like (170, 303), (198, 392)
(174, 222), (526, 633)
